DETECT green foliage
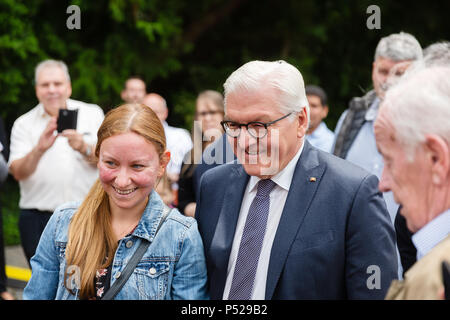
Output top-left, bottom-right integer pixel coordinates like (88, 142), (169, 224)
(1, 0), (449, 128)
(1, 178), (20, 246)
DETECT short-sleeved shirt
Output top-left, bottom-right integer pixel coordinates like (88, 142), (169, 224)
(163, 122), (193, 176)
(8, 99), (104, 211)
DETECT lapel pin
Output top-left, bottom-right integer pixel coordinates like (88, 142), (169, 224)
(309, 177), (317, 182)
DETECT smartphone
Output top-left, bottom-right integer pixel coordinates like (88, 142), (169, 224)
(57, 108), (78, 133)
(443, 261), (450, 300)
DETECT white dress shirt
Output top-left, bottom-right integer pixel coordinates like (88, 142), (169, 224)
(8, 99), (104, 211)
(412, 209), (450, 260)
(223, 142), (304, 300)
(163, 121), (193, 176)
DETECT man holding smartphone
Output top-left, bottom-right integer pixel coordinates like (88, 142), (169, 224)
(8, 59), (104, 265)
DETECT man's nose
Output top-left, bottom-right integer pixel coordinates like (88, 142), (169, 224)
(48, 83), (57, 92)
(378, 167), (391, 193)
(237, 127), (258, 150)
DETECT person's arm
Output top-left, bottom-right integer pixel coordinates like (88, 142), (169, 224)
(177, 163), (197, 216)
(0, 153), (8, 184)
(0, 149), (8, 183)
(330, 109), (348, 154)
(61, 129), (96, 164)
(171, 219), (209, 300)
(345, 174), (398, 299)
(9, 118), (57, 181)
(23, 209), (62, 300)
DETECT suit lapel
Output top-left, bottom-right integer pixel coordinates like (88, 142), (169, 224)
(208, 164), (249, 299)
(265, 141), (326, 299)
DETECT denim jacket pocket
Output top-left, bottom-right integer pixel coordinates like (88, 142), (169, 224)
(134, 260), (171, 300)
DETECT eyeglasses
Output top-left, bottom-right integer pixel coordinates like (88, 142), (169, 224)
(220, 112), (292, 139)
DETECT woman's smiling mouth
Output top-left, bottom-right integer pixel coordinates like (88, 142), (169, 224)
(112, 186), (138, 195)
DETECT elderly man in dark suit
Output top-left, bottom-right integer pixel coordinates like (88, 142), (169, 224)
(195, 60), (398, 300)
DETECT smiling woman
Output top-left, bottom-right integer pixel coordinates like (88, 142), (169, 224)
(23, 104), (208, 300)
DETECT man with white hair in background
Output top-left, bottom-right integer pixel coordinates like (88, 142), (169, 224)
(422, 41), (450, 67)
(8, 59), (104, 265)
(385, 39), (450, 276)
(373, 66), (450, 299)
(142, 93), (193, 183)
(196, 60), (397, 300)
(332, 32), (422, 278)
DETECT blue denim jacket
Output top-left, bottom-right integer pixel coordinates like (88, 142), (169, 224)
(23, 191), (209, 300)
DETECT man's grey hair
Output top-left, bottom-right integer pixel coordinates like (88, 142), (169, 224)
(388, 40), (450, 90)
(374, 32), (423, 62)
(223, 60), (310, 125)
(381, 66), (450, 160)
(423, 41), (450, 67)
(35, 59), (71, 84)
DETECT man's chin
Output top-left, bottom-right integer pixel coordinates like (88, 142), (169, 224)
(241, 162), (279, 179)
(43, 102), (64, 116)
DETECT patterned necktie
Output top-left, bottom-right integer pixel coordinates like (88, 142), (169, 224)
(228, 179), (277, 300)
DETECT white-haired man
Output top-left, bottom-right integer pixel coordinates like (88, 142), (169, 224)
(374, 66), (450, 299)
(196, 60), (398, 300)
(8, 59), (104, 264)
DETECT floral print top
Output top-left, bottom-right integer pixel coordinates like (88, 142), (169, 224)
(94, 264), (112, 299)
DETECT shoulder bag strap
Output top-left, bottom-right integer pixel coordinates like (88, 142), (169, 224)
(101, 205), (172, 300)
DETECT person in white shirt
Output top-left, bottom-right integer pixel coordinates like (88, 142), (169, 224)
(305, 85), (334, 153)
(375, 66), (450, 299)
(142, 93), (193, 183)
(8, 59), (104, 264)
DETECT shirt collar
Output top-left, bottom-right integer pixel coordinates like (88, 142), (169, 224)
(412, 209), (450, 260)
(37, 99), (74, 117)
(37, 103), (49, 118)
(131, 190), (168, 242)
(308, 121), (326, 139)
(248, 140), (304, 193)
(365, 97), (380, 121)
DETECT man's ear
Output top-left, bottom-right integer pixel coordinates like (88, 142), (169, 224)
(67, 83), (72, 98)
(425, 134), (450, 186)
(321, 105), (329, 119)
(120, 90), (127, 101)
(297, 107), (308, 138)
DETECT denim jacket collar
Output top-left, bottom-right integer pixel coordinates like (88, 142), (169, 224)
(131, 190), (168, 243)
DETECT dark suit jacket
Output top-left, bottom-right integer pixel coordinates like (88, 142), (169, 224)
(178, 133), (235, 214)
(394, 207), (416, 276)
(196, 141), (398, 299)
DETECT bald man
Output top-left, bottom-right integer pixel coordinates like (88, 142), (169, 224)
(143, 93), (193, 182)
